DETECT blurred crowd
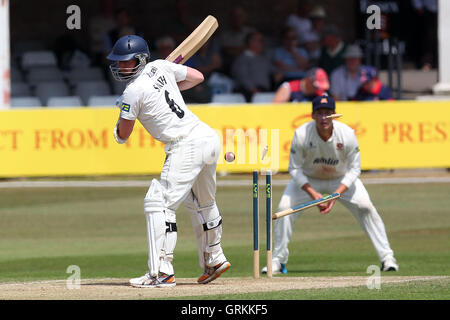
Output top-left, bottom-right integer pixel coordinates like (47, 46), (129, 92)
(15, 0), (428, 107)
(179, 3), (393, 103)
(94, 2), (393, 104)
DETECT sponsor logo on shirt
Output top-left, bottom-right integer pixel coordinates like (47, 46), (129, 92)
(121, 103), (130, 112)
(148, 66), (158, 78)
(313, 157), (339, 166)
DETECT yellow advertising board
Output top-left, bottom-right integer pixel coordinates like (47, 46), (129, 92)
(1, 101), (450, 177)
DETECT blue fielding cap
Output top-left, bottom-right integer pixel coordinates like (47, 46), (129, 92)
(312, 95), (336, 112)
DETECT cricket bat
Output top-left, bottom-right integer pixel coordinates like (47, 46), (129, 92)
(166, 15), (218, 64)
(272, 193), (341, 220)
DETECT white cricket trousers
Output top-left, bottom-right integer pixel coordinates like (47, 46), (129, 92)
(158, 122), (226, 271)
(273, 177), (394, 265)
(161, 122), (221, 212)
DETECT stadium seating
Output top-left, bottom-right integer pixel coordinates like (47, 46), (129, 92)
(21, 50), (58, 70)
(87, 95), (120, 107)
(12, 41), (46, 61)
(74, 80), (111, 105)
(47, 96), (84, 108)
(251, 92), (276, 103)
(10, 97), (42, 108)
(11, 82), (31, 97)
(35, 81), (70, 105)
(26, 66), (64, 86)
(10, 66), (24, 82)
(211, 93), (246, 104)
(65, 67), (106, 86)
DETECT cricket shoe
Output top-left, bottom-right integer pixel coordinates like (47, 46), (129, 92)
(197, 261), (231, 284)
(261, 260), (288, 275)
(129, 272), (176, 288)
(381, 256), (399, 272)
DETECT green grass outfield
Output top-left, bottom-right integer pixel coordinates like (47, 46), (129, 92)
(0, 178), (449, 299)
(174, 279), (450, 300)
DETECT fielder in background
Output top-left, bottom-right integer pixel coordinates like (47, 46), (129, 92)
(263, 95), (398, 274)
(108, 35), (230, 288)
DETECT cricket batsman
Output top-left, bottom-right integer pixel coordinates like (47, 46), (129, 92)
(107, 35), (230, 287)
(263, 95), (398, 274)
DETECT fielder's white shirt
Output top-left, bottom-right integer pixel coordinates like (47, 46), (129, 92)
(289, 120), (361, 188)
(118, 60), (201, 144)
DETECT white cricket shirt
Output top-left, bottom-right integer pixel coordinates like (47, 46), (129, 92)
(118, 60), (201, 144)
(289, 120), (361, 188)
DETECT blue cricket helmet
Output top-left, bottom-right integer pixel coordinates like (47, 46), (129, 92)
(107, 35), (151, 81)
(107, 35), (150, 61)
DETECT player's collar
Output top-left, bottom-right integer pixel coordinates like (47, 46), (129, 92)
(315, 125), (334, 142)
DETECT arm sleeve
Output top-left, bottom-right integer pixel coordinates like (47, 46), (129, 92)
(340, 131), (361, 188)
(163, 60), (188, 82)
(119, 87), (140, 121)
(288, 80), (301, 93)
(288, 131), (309, 188)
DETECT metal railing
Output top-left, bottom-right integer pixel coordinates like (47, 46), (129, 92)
(361, 30), (405, 99)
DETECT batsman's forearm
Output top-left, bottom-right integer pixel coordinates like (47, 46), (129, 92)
(113, 122), (127, 144)
(178, 67), (204, 91)
(177, 80), (198, 91)
(114, 117), (135, 144)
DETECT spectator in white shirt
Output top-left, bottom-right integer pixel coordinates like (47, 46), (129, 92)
(330, 44), (366, 101)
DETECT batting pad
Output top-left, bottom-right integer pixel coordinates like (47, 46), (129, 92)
(144, 179), (166, 276)
(185, 192), (225, 268)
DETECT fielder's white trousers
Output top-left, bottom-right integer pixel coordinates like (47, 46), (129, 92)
(273, 177), (394, 265)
